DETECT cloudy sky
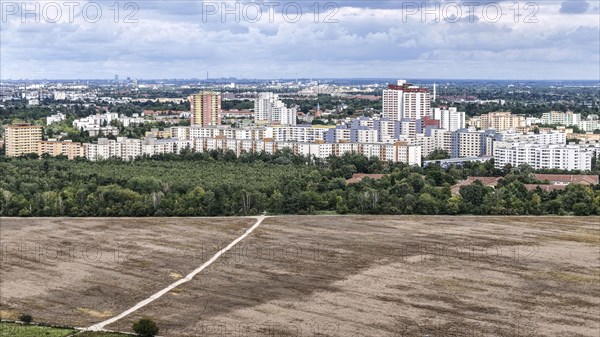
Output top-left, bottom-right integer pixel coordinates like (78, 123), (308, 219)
(1, 0), (599, 80)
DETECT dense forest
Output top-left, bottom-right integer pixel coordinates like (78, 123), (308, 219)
(1, 151), (599, 217)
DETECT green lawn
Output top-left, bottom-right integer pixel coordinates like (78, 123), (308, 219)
(0, 322), (75, 337)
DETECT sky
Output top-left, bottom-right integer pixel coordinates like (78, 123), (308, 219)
(0, 0), (599, 80)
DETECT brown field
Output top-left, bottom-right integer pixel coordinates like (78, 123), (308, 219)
(1, 216), (599, 337)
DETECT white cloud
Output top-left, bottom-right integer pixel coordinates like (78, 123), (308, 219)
(0, 1), (598, 79)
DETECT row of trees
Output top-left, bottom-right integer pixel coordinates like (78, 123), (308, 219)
(1, 151), (599, 217)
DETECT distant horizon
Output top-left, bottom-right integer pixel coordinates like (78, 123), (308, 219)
(2, 77), (599, 83)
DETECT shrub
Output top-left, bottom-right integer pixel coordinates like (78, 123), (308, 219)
(19, 314), (33, 324)
(573, 202), (591, 216)
(132, 318), (159, 337)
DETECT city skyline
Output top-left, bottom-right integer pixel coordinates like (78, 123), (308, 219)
(1, 1), (599, 80)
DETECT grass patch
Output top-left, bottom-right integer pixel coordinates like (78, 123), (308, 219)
(0, 322), (75, 337)
(313, 210), (339, 215)
(0, 310), (20, 320)
(76, 307), (114, 319)
(543, 271), (599, 284)
(552, 233), (600, 245)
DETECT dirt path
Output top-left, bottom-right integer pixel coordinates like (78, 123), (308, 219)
(84, 215), (268, 332)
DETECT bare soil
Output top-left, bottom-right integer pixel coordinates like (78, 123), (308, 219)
(0, 217), (254, 328)
(1, 216), (599, 336)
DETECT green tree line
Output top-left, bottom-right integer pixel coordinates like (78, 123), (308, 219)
(0, 151), (598, 216)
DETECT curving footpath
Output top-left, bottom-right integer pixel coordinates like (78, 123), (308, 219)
(85, 215), (268, 332)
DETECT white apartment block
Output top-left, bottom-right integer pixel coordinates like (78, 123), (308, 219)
(493, 142), (594, 171)
(189, 126), (264, 140)
(73, 113), (119, 130)
(328, 128), (352, 142)
(375, 119), (399, 143)
(119, 114), (145, 127)
(455, 132), (484, 158)
(191, 137), (421, 165)
(47, 113), (66, 125)
(497, 130), (567, 145)
(53, 91), (67, 100)
(73, 112), (144, 130)
(526, 117), (542, 126)
(355, 129), (379, 143)
(428, 128), (452, 153)
(264, 126), (330, 142)
(578, 119), (600, 132)
(541, 111), (581, 126)
(171, 126), (190, 140)
(382, 80), (430, 121)
(411, 130), (451, 158)
(411, 134), (437, 157)
(451, 129), (497, 158)
(142, 138), (192, 156)
(399, 119), (417, 139)
(255, 92), (297, 125)
(431, 107), (465, 132)
(84, 137), (191, 161)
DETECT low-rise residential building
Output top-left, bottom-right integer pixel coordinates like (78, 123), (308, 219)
(568, 133), (600, 142)
(577, 119), (600, 132)
(265, 125), (332, 143)
(83, 137), (193, 161)
(73, 112), (144, 131)
(493, 142), (594, 171)
(496, 130), (567, 145)
(451, 174), (599, 194)
(37, 140), (84, 159)
(73, 112), (118, 130)
(47, 112), (66, 125)
(145, 128), (172, 139)
(190, 137), (421, 165)
(541, 111), (581, 126)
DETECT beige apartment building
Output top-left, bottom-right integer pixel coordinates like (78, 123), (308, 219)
(37, 140), (85, 159)
(4, 123), (43, 156)
(480, 112), (526, 131)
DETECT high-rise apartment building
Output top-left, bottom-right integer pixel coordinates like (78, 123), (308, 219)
(432, 107), (465, 132)
(382, 80), (430, 121)
(4, 123), (43, 157)
(451, 128), (498, 158)
(254, 92), (297, 125)
(189, 91), (221, 127)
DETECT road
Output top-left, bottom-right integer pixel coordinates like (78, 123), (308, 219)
(85, 215), (268, 332)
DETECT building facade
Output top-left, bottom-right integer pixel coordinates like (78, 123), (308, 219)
(189, 91), (221, 127)
(4, 123), (43, 156)
(382, 80), (430, 121)
(432, 107), (465, 132)
(254, 92), (296, 125)
(493, 142), (594, 171)
(37, 140), (85, 159)
(451, 129), (497, 158)
(480, 112), (526, 131)
(540, 111), (581, 126)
